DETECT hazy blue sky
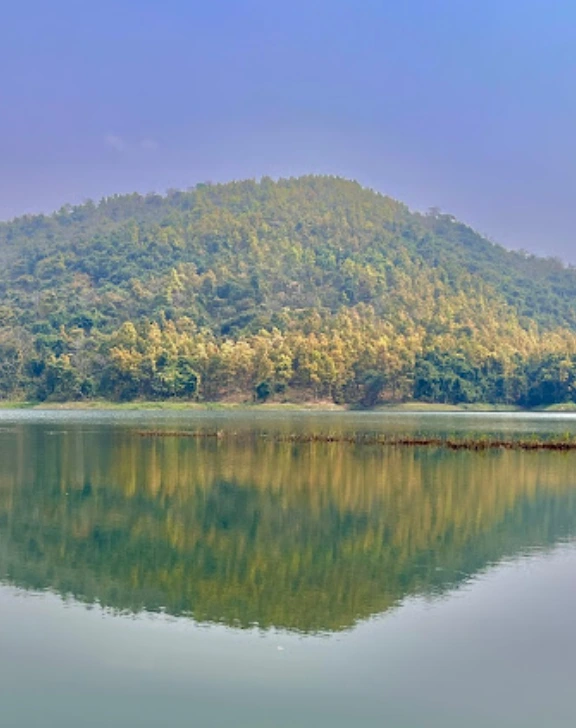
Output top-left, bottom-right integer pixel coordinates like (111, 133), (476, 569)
(1, 0), (575, 260)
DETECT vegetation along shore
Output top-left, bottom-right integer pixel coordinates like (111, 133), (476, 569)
(136, 429), (576, 452)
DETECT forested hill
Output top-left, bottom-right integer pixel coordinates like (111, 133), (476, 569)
(1, 175), (576, 406)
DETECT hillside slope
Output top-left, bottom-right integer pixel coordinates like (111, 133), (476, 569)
(1, 176), (576, 405)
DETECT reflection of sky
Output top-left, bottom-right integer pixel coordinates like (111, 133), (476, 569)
(2, 545), (575, 728)
(1, 1), (576, 261)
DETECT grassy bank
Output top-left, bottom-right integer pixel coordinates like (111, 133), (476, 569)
(0, 399), (569, 413)
(0, 399), (345, 411)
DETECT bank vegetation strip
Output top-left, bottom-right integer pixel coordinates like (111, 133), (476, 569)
(136, 430), (576, 451)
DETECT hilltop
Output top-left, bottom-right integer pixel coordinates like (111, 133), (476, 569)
(1, 175), (576, 406)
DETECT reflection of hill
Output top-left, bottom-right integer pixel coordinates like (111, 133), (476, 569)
(1, 427), (576, 633)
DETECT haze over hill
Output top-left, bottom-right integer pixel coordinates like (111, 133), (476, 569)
(1, 176), (576, 406)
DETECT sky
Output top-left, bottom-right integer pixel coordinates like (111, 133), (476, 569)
(1, 0), (575, 261)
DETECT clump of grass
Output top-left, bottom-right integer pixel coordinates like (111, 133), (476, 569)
(136, 430), (576, 451)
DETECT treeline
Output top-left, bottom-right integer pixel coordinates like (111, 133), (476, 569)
(2, 176), (576, 406)
(2, 308), (576, 407)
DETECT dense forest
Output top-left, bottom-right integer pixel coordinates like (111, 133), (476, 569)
(1, 175), (576, 406)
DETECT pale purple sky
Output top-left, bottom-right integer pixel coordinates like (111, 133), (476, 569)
(1, 0), (575, 261)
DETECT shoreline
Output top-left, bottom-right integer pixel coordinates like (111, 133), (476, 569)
(0, 400), (574, 413)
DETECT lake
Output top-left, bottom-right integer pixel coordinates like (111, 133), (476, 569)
(0, 410), (575, 727)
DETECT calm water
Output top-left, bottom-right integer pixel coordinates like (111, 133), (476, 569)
(0, 410), (575, 727)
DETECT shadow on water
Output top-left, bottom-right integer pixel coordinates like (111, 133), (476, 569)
(0, 419), (576, 633)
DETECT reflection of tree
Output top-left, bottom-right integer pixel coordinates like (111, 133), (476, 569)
(0, 428), (575, 633)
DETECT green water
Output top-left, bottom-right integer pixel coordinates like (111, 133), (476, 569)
(0, 411), (575, 727)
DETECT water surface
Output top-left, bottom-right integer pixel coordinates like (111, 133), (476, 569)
(0, 411), (575, 726)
